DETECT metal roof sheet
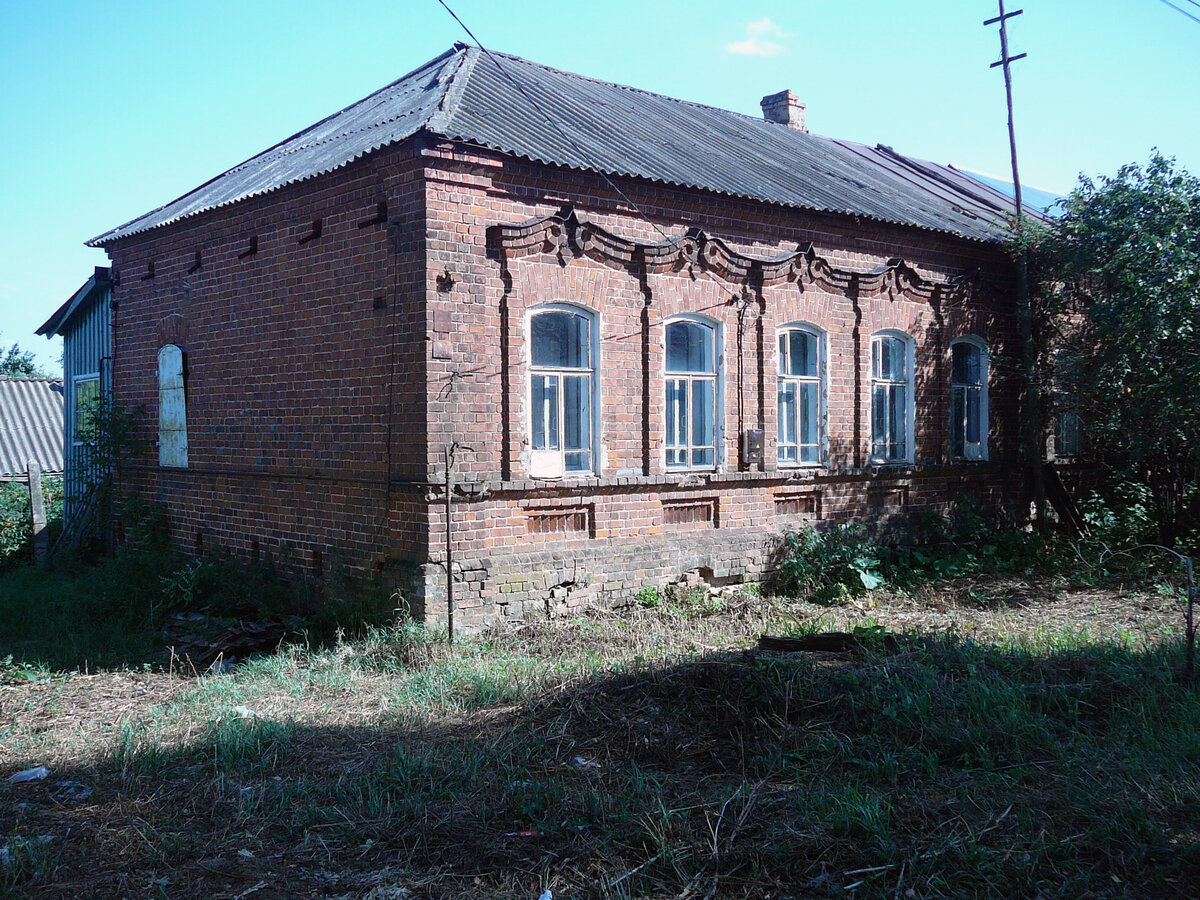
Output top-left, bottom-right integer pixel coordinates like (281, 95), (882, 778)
(90, 44), (1041, 247)
(38, 267), (111, 338)
(0, 378), (64, 478)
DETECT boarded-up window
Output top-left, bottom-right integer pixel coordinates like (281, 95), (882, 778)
(158, 344), (187, 468)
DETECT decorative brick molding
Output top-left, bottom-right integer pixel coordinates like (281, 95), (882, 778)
(488, 207), (995, 303)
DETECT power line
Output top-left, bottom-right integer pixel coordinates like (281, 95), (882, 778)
(433, 0), (677, 249)
(1156, 0), (1200, 25)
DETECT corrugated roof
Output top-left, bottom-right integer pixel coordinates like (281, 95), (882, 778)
(0, 378), (64, 479)
(90, 44), (1040, 247)
(38, 267), (111, 338)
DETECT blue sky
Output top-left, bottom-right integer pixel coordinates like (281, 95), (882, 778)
(2, 0), (1197, 373)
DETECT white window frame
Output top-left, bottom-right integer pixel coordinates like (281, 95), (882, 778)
(71, 373), (100, 446)
(664, 315), (723, 472)
(526, 304), (600, 480)
(869, 330), (915, 465)
(949, 337), (989, 462)
(777, 323), (827, 467)
(158, 344), (188, 468)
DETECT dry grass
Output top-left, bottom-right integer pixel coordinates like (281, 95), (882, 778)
(2, 579), (1198, 899)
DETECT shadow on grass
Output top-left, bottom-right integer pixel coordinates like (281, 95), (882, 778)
(4, 634), (1200, 899)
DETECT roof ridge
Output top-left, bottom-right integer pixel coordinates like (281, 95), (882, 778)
(463, 45), (772, 125)
(0, 377), (63, 383)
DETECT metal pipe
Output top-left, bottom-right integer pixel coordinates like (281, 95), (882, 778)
(445, 445), (455, 646)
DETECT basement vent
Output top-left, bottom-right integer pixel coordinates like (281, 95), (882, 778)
(525, 505), (591, 536)
(868, 486), (909, 510)
(663, 498), (718, 527)
(775, 491), (821, 519)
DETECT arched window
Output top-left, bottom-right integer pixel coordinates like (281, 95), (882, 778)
(870, 331), (914, 464)
(665, 318), (719, 470)
(158, 344), (188, 468)
(529, 307), (596, 478)
(950, 338), (989, 461)
(777, 325), (825, 465)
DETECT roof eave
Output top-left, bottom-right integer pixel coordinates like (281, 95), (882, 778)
(37, 267), (110, 337)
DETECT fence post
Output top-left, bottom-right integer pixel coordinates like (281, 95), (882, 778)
(28, 460), (48, 564)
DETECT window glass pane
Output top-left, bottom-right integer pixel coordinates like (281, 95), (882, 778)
(872, 384), (888, 451)
(692, 379), (714, 450)
(778, 381), (796, 446)
(780, 446), (797, 462)
(532, 312), (589, 369)
(666, 321), (714, 373)
(787, 330), (817, 377)
(951, 387), (965, 457)
(778, 333), (788, 372)
(692, 448), (715, 468)
(800, 382), (819, 448)
(890, 384), (907, 458)
(876, 336), (905, 380)
(531, 375), (558, 450)
(666, 378), (687, 450)
(563, 375), (589, 452)
(952, 342), (981, 385)
(74, 378), (99, 441)
(564, 451), (590, 472)
(966, 387), (981, 443)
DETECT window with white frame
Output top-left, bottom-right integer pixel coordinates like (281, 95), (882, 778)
(529, 307), (595, 478)
(665, 318), (719, 470)
(158, 344), (188, 468)
(72, 373), (100, 444)
(870, 331), (914, 463)
(777, 325), (824, 465)
(950, 338), (988, 461)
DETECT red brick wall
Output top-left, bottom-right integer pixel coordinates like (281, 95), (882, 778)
(409, 146), (1022, 626)
(105, 145), (429, 575)
(101, 135), (1025, 625)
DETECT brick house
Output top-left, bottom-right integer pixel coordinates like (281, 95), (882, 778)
(81, 44), (1036, 627)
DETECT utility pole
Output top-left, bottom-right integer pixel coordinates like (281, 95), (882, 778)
(985, 2), (1046, 526)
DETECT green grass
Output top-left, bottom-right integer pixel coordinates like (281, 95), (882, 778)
(3, 592), (1199, 899)
(0, 540), (394, 671)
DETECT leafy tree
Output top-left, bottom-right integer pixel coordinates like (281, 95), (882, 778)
(1047, 153), (1200, 545)
(0, 342), (45, 378)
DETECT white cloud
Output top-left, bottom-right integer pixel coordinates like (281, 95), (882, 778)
(725, 18), (788, 57)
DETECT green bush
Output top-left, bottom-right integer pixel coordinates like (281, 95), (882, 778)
(0, 476), (62, 571)
(769, 524), (886, 604)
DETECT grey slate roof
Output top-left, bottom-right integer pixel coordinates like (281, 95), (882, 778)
(89, 44), (1034, 247)
(0, 378), (64, 479)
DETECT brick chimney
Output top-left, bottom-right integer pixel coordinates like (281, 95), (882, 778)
(760, 90), (807, 132)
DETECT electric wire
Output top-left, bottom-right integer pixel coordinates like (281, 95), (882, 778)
(434, 0), (678, 249)
(1156, 0), (1200, 25)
